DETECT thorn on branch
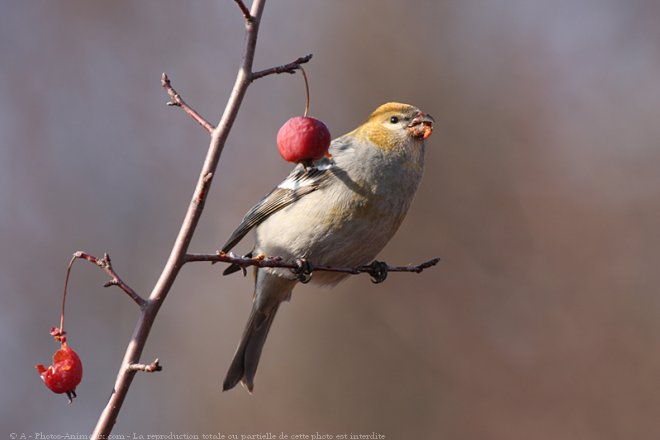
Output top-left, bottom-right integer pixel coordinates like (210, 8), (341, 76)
(127, 359), (162, 373)
(161, 73), (215, 134)
(234, 0), (254, 23)
(251, 54), (313, 82)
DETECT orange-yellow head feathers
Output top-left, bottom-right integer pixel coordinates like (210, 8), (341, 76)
(350, 102), (434, 151)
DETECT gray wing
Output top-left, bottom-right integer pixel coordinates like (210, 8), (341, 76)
(221, 157), (335, 253)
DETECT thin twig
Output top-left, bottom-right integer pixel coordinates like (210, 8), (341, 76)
(186, 252), (440, 276)
(73, 251), (146, 308)
(234, 0), (253, 22)
(161, 73), (215, 134)
(127, 359), (162, 373)
(251, 54), (313, 81)
(91, 1), (268, 437)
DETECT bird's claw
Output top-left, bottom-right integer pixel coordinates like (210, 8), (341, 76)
(292, 258), (313, 283)
(222, 251), (252, 276)
(368, 260), (389, 284)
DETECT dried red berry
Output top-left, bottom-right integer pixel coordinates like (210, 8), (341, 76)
(36, 341), (83, 403)
(410, 122), (433, 140)
(276, 116), (331, 164)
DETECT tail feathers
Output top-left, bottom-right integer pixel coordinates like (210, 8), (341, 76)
(223, 302), (280, 392)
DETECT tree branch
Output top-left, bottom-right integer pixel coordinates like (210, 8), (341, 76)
(90, 1), (268, 437)
(161, 73), (215, 133)
(73, 251), (146, 308)
(234, 0), (253, 23)
(251, 54), (313, 81)
(186, 251), (440, 280)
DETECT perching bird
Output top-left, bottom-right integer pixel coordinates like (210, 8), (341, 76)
(221, 102), (434, 392)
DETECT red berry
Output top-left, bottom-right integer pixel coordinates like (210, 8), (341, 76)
(36, 341), (83, 402)
(276, 116), (331, 164)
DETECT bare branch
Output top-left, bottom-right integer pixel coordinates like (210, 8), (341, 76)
(161, 73), (215, 134)
(127, 359), (162, 373)
(251, 54), (313, 81)
(91, 1), (268, 437)
(234, 0), (253, 23)
(73, 251), (146, 308)
(185, 252), (440, 283)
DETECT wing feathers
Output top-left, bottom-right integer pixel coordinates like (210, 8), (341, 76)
(221, 161), (333, 253)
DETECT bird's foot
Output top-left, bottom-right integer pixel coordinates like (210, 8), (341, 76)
(367, 260), (389, 284)
(222, 251), (252, 276)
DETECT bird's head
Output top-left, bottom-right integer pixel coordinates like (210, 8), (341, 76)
(354, 102), (434, 151)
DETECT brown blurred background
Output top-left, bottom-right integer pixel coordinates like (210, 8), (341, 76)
(3, 1), (660, 438)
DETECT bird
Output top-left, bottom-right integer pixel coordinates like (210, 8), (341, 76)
(221, 102), (434, 392)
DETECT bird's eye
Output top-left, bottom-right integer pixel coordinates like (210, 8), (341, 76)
(389, 116), (399, 124)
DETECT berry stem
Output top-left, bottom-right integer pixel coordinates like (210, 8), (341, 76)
(300, 67), (310, 117)
(59, 255), (77, 337)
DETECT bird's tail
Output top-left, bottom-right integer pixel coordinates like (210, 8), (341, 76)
(223, 272), (294, 392)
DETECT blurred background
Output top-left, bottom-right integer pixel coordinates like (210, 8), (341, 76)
(3, 0), (660, 438)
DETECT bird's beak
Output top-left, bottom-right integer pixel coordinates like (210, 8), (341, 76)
(407, 112), (435, 140)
